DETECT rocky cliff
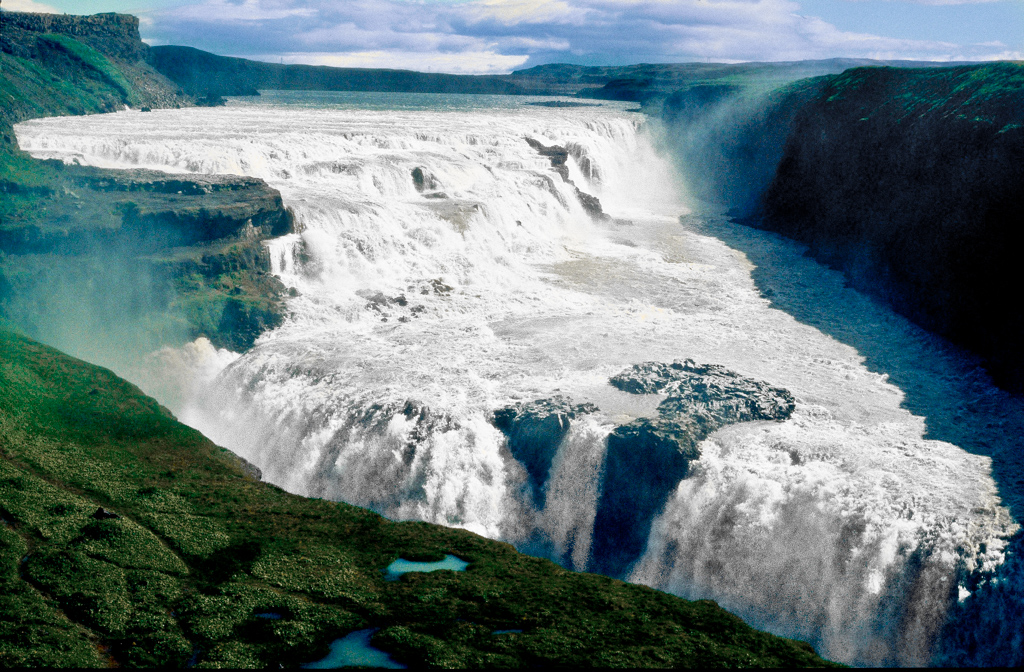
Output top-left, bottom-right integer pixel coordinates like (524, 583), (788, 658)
(0, 9), (185, 124)
(0, 10), (296, 353)
(755, 63), (1024, 391)
(1, 10), (147, 62)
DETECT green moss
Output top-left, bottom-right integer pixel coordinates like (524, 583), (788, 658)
(37, 34), (138, 104)
(139, 512), (232, 557)
(820, 62), (1024, 128)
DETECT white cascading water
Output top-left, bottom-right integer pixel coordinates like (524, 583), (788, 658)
(16, 91), (1024, 667)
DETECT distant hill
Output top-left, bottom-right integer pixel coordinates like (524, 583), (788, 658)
(147, 45), (981, 102)
(147, 45), (528, 97)
(511, 58), (980, 100)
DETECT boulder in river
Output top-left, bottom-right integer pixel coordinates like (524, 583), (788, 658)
(493, 396), (599, 506)
(591, 361), (794, 577)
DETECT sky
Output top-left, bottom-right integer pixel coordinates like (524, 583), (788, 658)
(5, 0), (1023, 73)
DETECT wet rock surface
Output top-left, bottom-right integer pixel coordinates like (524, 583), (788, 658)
(492, 396), (599, 506)
(610, 359), (797, 420)
(525, 137), (608, 220)
(591, 360), (794, 577)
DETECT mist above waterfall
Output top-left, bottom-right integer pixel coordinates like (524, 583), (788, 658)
(16, 91), (1024, 666)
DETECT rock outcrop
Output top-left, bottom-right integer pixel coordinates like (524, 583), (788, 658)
(1, 11), (146, 61)
(489, 364), (793, 577)
(1, 165), (292, 254)
(0, 10), (188, 121)
(591, 361), (795, 577)
(525, 137), (608, 220)
(0, 11), (296, 353)
(492, 396), (599, 506)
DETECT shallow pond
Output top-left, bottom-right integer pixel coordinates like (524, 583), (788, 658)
(301, 629), (405, 669)
(383, 554), (469, 581)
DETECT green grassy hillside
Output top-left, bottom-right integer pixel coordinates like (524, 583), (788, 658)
(0, 329), (839, 668)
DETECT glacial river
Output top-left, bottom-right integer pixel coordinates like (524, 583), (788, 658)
(16, 91), (1024, 666)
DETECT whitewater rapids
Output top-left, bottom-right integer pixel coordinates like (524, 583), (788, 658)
(16, 91), (1024, 666)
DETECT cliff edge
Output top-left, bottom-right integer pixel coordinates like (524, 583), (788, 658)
(756, 63), (1024, 391)
(0, 10), (295, 353)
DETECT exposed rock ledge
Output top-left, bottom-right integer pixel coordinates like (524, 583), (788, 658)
(1, 162), (296, 352)
(593, 360), (795, 576)
(1, 164), (293, 254)
(492, 362), (794, 578)
(526, 137), (609, 220)
(493, 396), (600, 506)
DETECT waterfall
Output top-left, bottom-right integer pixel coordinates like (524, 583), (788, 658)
(15, 91), (1024, 666)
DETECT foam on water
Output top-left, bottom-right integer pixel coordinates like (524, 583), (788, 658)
(16, 91), (1024, 666)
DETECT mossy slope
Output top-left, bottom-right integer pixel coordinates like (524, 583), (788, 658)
(0, 329), (839, 667)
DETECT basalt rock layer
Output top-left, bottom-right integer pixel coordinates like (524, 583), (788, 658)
(526, 137), (609, 220)
(0, 10), (296, 353)
(491, 362), (795, 580)
(493, 396), (600, 506)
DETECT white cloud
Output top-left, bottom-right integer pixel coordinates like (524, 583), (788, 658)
(2, 0), (60, 13)
(143, 0), (1022, 73)
(253, 49), (530, 73)
(166, 0), (317, 22)
(466, 0), (578, 25)
(842, 0), (1003, 4)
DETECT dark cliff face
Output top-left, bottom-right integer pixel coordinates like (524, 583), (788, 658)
(757, 63), (1024, 391)
(1, 10), (147, 61)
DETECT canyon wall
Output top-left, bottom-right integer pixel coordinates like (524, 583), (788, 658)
(754, 63), (1024, 391)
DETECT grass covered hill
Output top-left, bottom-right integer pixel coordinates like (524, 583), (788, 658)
(147, 45), (527, 98)
(0, 329), (839, 668)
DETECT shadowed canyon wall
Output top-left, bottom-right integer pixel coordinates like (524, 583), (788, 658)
(753, 64), (1024, 391)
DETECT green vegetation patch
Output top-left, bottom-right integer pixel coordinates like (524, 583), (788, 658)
(36, 34), (137, 104)
(819, 61), (1024, 127)
(0, 328), (841, 667)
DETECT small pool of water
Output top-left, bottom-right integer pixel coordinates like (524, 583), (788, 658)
(383, 554), (469, 581)
(255, 612), (282, 620)
(491, 629), (523, 635)
(301, 629), (405, 669)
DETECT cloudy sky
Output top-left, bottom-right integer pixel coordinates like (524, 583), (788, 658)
(6, 0), (1023, 73)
